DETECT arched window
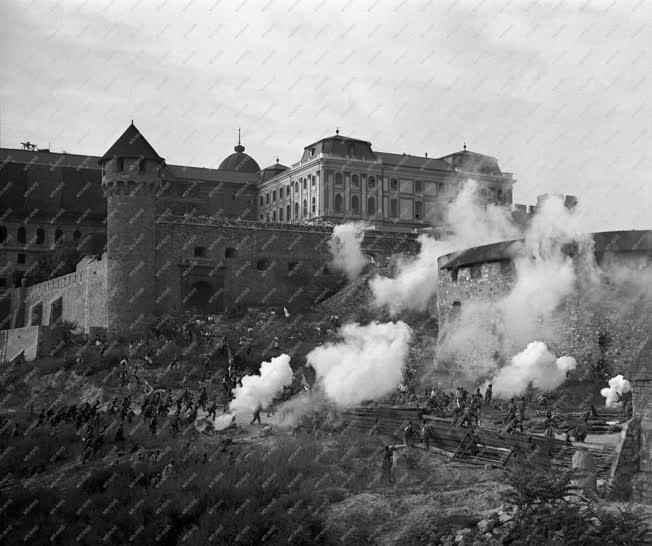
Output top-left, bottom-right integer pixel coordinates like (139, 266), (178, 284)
(272, 211), (277, 222)
(303, 179), (307, 190)
(17, 227), (26, 244)
(265, 213), (269, 222)
(259, 196), (263, 206)
(368, 176), (376, 189)
(335, 172), (343, 186)
(367, 196), (376, 215)
(286, 204), (291, 220)
(352, 174), (359, 187)
(279, 208), (284, 222)
(0, 226), (6, 243)
(480, 188), (488, 201)
(334, 194), (343, 213)
(302, 199), (307, 217)
(225, 247), (237, 258)
(36, 228), (45, 244)
(54, 229), (64, 244)
(351, 195), (360, 213)
(311, 197), (316, 213)
(294, 202), (299, 218)
(73, 230), (81, 244)
(294, 181), (299, 192)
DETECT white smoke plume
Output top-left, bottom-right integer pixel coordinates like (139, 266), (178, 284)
(307, 321), (412, 408)
(328, 222), (369, 282)
(370, 235), (450, 316)
(370, 179), (520, 316)
(488, 341), (577, 398)
(445, 179), (521, 247)
(498, 195), (596, 344)
(214, 354), (294, 429)
(600, 374), (632, 407)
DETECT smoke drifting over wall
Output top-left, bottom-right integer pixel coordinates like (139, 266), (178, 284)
(370, 235), (448, 316)
(438, 188), (649, 393)
(487, 341), (577, 398)
(328, 222), (369, 282)
(307, 321), (412, 408)
(370, 179), (521, 316)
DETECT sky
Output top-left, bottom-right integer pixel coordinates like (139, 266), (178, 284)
(1, 0), (650, 231)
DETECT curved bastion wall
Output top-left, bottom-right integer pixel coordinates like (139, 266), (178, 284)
(436, 230), (652, 380)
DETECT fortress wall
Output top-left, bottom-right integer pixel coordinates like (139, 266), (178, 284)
(21, 256), (107, 333)
(155, 220), (417, 314)
(436, 239), (651, 377)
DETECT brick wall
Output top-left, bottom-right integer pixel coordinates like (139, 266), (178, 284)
(154, 219), (418, 315)
(20, 256), (107, 333)
(437, 252), (650, 380)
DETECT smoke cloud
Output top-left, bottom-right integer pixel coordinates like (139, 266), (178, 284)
(445, 179), (521, 247)
(328, 222), (369, 282)
(214, 354), (294, 429)
(488, 341), (577, 398)
(307, 321), (412, 408)
(370, 235), (449, 315)
(600, 374), (632, 407)
(370, 179), (521, 316)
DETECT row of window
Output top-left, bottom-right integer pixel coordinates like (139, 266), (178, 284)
(190, 247), (330, 274)
(0, 226), (83, 246)
(260, 197), (318, 223)
(261, 175), (317, 206)
(333, 173), (376, 188)
(329, 195), (430, 220)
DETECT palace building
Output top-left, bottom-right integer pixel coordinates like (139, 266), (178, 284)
(0, 123), (516, 333)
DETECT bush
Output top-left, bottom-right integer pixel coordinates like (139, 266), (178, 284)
(502, 460), (652, 545)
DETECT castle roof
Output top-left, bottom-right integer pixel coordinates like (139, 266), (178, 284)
(438, 148), (503, 176)
(100, 122), (164, 163)
(218, 131), (260, 174)
(376, 151), (452, 172)
(218, 151), (261, 173)
(301, 133), (377, 162)
(259, 159), (289, 182)
(438, 229), (652, 270)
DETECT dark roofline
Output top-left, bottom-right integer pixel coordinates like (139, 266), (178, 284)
(438, 149), (498, 161)
(303, 134), (373, 150)
(438, 229), (652, 270)
(100, 122), (165, 164)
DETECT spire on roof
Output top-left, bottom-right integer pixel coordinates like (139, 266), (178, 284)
(276, 156), (279, 164)
(234, 128), (245, 153)
(335, 127), (339, 135)
(100, 122), (164, 163)
(463, 142), (467, 151)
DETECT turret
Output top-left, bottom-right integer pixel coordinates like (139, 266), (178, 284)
(100, 122), (164, 338)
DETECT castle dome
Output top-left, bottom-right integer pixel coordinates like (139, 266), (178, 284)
(218, 130), (260, 173)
